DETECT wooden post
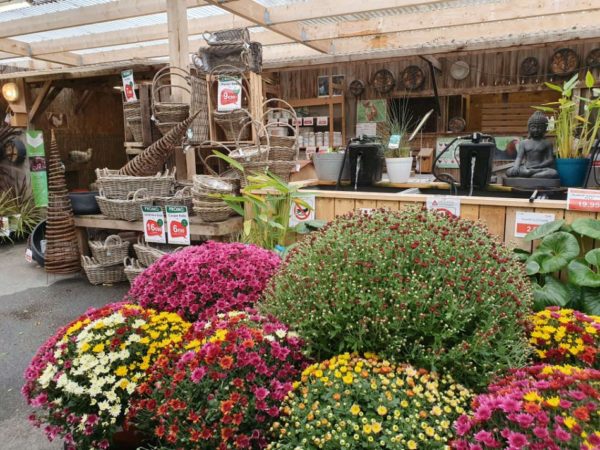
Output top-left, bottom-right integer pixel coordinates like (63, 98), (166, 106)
(249, 72), (263, 141)
(139, 83), (153, 147)
(167, 0), (195, 180)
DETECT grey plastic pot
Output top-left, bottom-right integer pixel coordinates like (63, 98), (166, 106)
(313, 152), (350, 182)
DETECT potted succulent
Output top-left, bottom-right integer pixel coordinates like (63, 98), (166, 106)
(534, 71), (600, 187)
(384, 99), (414, 183)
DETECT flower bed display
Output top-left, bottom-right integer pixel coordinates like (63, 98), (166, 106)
(452, 365), (600, 450)
(529, 308), (599, 368)
(268, 353), (472, 449)
(22, 303), (191, 450)
(126, 242), (280, 322)
(127, 310), (307, 449)
(262, 208), (533, 389)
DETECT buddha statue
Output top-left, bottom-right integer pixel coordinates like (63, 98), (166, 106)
(506, 111), (558, 179)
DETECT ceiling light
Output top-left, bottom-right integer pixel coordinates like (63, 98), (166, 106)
(2, 82), (20, 103)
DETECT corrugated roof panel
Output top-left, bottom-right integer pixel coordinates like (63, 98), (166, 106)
(0, 0), (115, 23)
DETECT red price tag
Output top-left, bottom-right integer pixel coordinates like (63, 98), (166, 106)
(516, 223), (539, 235)
(567, 188), (600, 212)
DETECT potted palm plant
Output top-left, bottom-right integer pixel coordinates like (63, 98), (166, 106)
(534, 71), (600, 187)
(384, 99), (414, 183)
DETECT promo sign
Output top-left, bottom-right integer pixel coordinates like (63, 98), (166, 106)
(121, 69), (137, 102)
(567, 188), (600, 212)
(289, 195), (315, 227)
(142, 206), (166, 244)
(303, 117), (314, 126)
(514, 212), (556, 238)
(316, 116), (328, 126)
(217, 76), (242, 112)
(426, 196), (461, 217)
(166, 206), (191, 245)
(25, 130), (48, 207)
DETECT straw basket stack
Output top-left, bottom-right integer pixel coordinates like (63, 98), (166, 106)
(191, 175), (236, 222)
(44, 131), (81, 274)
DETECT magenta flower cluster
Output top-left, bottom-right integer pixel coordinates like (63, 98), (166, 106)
(126, 242), (280, 322)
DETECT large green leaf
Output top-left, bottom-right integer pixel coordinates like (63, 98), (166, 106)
(572, 218), (600, 239)
(526, 260), (540, 276)
(513, 248), (531, 262)
(524, 219), (565, 242)
(585, 70), (596, 89)
(585, 248), (600, 267)
(580, 288), (600, 315)
(535, 232), (580, 272)
(532, 276), (570, 311)
(568, 259), (600, 288)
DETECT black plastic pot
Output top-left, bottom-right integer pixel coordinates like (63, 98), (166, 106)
(68, 191), (100, 215)
(29, 219), (46, 267)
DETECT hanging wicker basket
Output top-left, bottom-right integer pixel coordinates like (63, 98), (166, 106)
(81, 256), (127, 285)
(123, 101), (141, 120)
(95, 168), (175, 199)
(88, 235), (131, 267)
(127, 117), (143, 142)
(152, 67), (191, 124)
(188, 74), (209, 144)
(124, 257), (145, 284)
(96, 188), (152, 222)
(213, 109), (252, 141)
(203, 28), (250, 46)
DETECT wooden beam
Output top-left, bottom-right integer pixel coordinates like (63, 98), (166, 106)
(0, 0), (206, 39)
(29, 86), (63, 124)
(74, 90), (95, 115)
(0, 37), (81, 66)
(28, 80), (52, 123)
(205, 0), (330, 53)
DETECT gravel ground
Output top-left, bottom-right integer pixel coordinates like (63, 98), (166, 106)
(0, 242), (129, 450)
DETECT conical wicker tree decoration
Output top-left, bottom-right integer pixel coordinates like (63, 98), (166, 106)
(44, 130), (81, 274)
(118, 111), (200, 176)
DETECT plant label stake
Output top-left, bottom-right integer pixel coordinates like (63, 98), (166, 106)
(142, 206), (166, 244)
(166, 206), (190, 245)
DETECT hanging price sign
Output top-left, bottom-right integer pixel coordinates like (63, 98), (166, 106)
(567, 188), (600, 212)
(166, 206), (191, 245)
(514, 212), (556, 238)
(142, 206), (166, 244)
(426, 196), (461, 217)
(121, 69), (137, 102)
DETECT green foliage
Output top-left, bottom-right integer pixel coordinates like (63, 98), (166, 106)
(0, 185), (42, 243)
(521, 218), (600, 314)
(261, 208), (533, 389)
(383, 96), (413, 158)
(214, 150), (324, 250)
(534, 71), (600, 158)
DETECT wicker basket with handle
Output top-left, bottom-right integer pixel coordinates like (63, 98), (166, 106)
(203, 28), (250, 46)
(152, 67), (191, 124)
(81, 256), (127, 285)
(88, 235), (131, 267)
(96, 188), (152, 222)
(154, 186), (194, 215)
(95, 168), (175, 199)
(124, 257), (145, 284)
(188, 74), (209, 144)
(133, 241), (166, 267)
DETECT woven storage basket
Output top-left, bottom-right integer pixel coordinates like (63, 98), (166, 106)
(96, 188), (152, 221)
(192, 198), (229, 208)
(127, 117), (143, 142)
(194, 44), (248, 73)
(246, 41), (262, 73)
(267, 146), (297, 161)
(95, 168), (174, 199)
(204, 28), (250, 45)
(156, 122), (178, 136)
(268, 161), (296, 183)
(81, 256), (127, 285)
(154, 103), (190, 123)
(123, 101), (141, 120)
(214, 109), (251, 141)
(133, 242), (166, 267)
(88, 235), (131, 267)
(189, 75), (209, 144)
(124, 257), (145, 284)
(235, 161), (270, 188)
(194, 205), (234, 222)
(154, 187), (194, 215)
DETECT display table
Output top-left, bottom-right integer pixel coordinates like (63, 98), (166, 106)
(73, 214), (242, 255)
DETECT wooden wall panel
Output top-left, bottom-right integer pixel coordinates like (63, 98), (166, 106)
(477, 205), (506, 238)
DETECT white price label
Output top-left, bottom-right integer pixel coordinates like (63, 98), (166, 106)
(166, 206), (191, 245)
(142, 206), (166, 244)
(514, 212), (556, 238)
(567, 188), (600, 212)
(426, 196), (461, 217)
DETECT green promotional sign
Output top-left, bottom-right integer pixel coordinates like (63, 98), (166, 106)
(25, 130), (48, 207)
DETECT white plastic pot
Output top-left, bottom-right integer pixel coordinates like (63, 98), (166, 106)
(313, 152), (350, 182)
(385, 157), (413, 183)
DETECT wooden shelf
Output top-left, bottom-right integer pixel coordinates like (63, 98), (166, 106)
(288, 96), (344, 108)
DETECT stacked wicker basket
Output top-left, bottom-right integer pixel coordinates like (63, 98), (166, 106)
(82, 235), (129, 285)
(152, 66), (191, 136)
(123, 100), (143, 142)
(191, 174), (237, 222)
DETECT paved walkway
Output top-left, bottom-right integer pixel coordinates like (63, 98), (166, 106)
(0, 243), (129, 450)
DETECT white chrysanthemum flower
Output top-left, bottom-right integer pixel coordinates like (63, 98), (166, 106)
(275, 329), (287, 339)
(98, 400), (110, 411)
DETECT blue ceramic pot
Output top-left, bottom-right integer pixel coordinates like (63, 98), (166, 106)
(555, 158), (591, 187)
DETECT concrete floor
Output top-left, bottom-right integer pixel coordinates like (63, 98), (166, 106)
(0, 242), (129, 450)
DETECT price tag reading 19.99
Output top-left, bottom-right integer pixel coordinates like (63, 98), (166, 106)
(567, 188), (600, 212)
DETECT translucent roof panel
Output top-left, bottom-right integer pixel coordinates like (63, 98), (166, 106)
(0, 0), (116, 23)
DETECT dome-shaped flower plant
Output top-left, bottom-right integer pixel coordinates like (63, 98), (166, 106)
(261, 208), (533, 389)
(127, 310), (307, 450)
(22, 303), (191, 450)
(452, 365), (600, 450)
(126, 241), (280, 322)
(268, 353), (472, 450)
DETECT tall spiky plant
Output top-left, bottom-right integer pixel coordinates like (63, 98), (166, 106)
(384, 95), (414, 158)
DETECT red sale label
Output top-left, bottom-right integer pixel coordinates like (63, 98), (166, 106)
(220, 89), (239, 106)
(567, 188), (600, 212)
(146, 220), (163, 236)
(170, 221), (187, 238)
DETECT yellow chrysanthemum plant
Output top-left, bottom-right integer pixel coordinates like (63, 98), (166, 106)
(268, 353), (473, 450)
(22, 302), (191, 450)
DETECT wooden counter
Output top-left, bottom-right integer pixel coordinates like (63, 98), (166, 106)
(73, 214), (242, 254)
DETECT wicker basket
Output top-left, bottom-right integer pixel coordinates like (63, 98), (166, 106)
(96, 188), (152, 221)
(235, 161), (270, 188)
(152, 67), (191, 124)
(124, 257), (145, 284)
(81, 256), (127, 285)
(133, 242), (166, 267)
(154, 103), (190, 123)
(127, 117), (143, 142)
(189, 75), (209, 144)
(204, 28), (250, 45)
(194, 205), (235, 222)
(267, 161), (296, 182)
(268, 146), (297, 161)
(154, 187), (194, 214)
(123, 101), (141, 120)
(246, 41), (262, 73)
(95, 168), (175, 199)
(89, 235), (131, 267)
(194, 44), (249, 73)
(214, 109), (251, 141)
(156, 122), (178, 136)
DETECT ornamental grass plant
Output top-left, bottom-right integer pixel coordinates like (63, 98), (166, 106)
(452, 365), (600, 450)
(127, 311), (308, 450)
(261, 208), (533, 389)
(528, 307), (599, 368)
(268, 353), (472, 450)
(22, 303), (191, 450)
(126, 242), (280, 322)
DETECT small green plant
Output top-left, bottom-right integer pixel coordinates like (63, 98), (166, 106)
(384, 96), (413, 158)
(214, 151), (325, 251)
(517, 218), (600, 315)
(534, 71), (600, 159)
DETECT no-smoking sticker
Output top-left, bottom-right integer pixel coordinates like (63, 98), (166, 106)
(289, 195), (315, 226)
